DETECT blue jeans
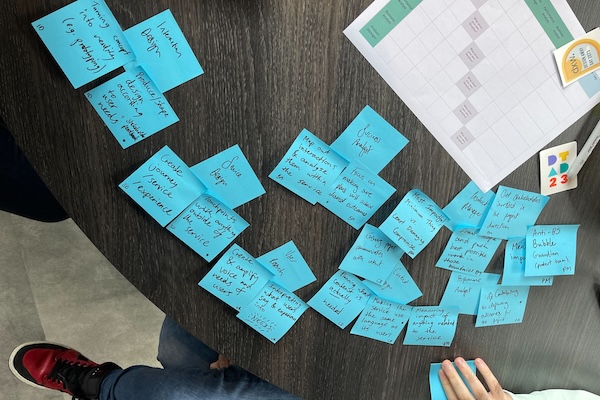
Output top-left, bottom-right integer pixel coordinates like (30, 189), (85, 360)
(99, 317), (300, 399)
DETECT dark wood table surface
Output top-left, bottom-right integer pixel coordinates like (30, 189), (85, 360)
(2, 1), (599, 398)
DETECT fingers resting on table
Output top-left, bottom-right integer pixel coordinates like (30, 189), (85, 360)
(439, 357), (511, 400)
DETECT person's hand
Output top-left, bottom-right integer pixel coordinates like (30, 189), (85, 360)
(439, 357), (511, 400)
(210, 354), (231, 370)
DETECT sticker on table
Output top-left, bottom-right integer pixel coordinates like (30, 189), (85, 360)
(307, 271), (371, 328)
(439, 273), (501, 315)
(429, 360), (476, 400)
(476, 286), (530, 327)
(85, 66), (179, 148)
(237, 281), (308, 343)
(330, 105), (408, 173)
(403, 306), (459, 347)
(524, 225), (579, 276)
(269, 129), (348, 204)
(319, 161), (395, 229)
(362, 262), (422, 305)
(124, 9), (204, 93)
(350, 296), (411, 344)
(479, 186), (549, 239)
(502, 239), (554, 286)
(379, 189), (448, 258)
(339, 224), (404, 285)
(442, 181), (495, 231)
(191, 145), (265, 209)
(32, 0), (135, 88)
(119, 145), (206, 226)
(198, 244), (273, 311)
(167, 193), (249, 261)
(435, 229), (502, 276)
(539, 142), (578, 195)
(256, 241), (316, 292)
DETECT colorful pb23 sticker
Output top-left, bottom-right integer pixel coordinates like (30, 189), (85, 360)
(539, 142), (578, 195)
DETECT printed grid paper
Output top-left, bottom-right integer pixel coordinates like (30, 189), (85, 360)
(345, 0), (600, 192)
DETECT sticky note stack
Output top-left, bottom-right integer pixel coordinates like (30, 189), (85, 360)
(33, 1), (204, 148)
(270, 106), (408, 229)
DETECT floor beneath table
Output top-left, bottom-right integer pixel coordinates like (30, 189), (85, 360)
(0, 210), (165, 400)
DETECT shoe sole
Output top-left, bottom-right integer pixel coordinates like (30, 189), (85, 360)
(8, 341), (68, 393)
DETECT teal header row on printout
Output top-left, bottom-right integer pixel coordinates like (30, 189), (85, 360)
(359, 0), (423, 47)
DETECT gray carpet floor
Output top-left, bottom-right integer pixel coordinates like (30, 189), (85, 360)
(0, 210), (165, 400)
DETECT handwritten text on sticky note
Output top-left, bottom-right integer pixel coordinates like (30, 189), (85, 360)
(442, 181), (494, 231)
(319, 162), (395, 229)
(479, 186), (549, 239)
(85, 66), (179, 148)
(436, 229), (501, 276)
(439, 273), (501, 315)
(167, 193), (249, 261)
(524, 225), (579, 276)
(257, 241), (316, 292)
(362, 262), (422, 304)
(307, 271), (371, 328)
(237, 281), (308, 343)
(32, 0), (135, 88)
(503, 239), (553, 286)
(269, 129), (348, 204)
(476, 286), (530, 327)
(119, 145), (205, 226)
(379, 189), (448, 258)
(198, 244), (273, 311)
(350, 297), (411, 344)
(191, 145), (265, 209)
(403, 306), (459, 347)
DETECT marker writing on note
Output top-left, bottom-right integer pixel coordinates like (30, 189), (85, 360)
(568, 119), (600, 178)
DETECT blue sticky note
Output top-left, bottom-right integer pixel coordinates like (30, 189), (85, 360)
(339, 224), (404, 285)
(237, 281), (308, 343)
(119, 146), (206, 226)
(350, 297), (411, 344)
(269, 129), (349, 204)
(479, 186), (549, 239)
(439, 273), (501, 315)
(436, 229), (502, 276)
(403, 306), (459, 347)
(190, 145), (265, 209)
(256, 241), (316, 292)
(430, 361), (476, 400)
(476, 285), (530, 327)
(307, 271), (371, 328)
(167, 193), (249, 261)
(443, 182), (495, 231)
(319, 162), (395, 229)
(32, 0), (135, 88)
(379, 189), (448, 258)
(198, 244), (273, 311)
(502, 239), (553, 286)
(124, 9), (203, 93)
(362, 262), (422, 304)
(85, 66), (179, 148)
(524, 225), (579, 276)
(330, 105), (408, 173)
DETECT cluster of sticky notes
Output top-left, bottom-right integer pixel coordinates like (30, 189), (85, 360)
(120, 144), (265, 261)
(33, 1), (203, 148)
(438, 183), (579, 328)
(269, 106), (408, 229)
(198, 242), (315, 343)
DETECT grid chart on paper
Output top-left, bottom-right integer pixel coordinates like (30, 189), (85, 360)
(348, 0), (600, 191)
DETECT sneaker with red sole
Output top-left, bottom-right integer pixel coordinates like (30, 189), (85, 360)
(9, 342), (121, 400)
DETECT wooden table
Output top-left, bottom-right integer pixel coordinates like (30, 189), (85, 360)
(1, 1), (599, 398)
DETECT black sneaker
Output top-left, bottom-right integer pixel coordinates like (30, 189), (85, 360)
(9, 341), (121, 399)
